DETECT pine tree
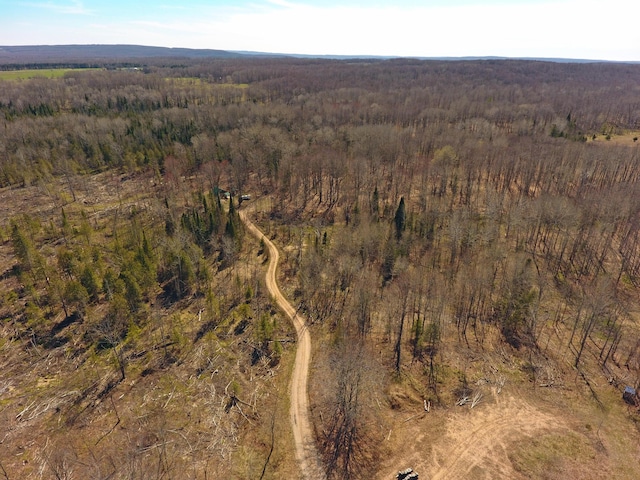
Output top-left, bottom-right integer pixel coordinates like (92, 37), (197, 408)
(135, 231), (157, 289)
(225, 215), (237, 239)
(10, 221), (35, 272)
(381, 240), (396, 284)
(79, 210), (92, 245)
(371, 186), (379, 217)
(225, 195), (242, 242)
(394, 196), (406, 240)
(61, 207), (70, 240)
(120, 270), (142, 312)
(80, 265), (101, 301)
(63, 280), (90, 317)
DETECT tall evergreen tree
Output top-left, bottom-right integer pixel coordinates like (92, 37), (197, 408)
(394, 196), (406, 240)
(371, 186), (379, 218)
(11, 221), (35, 272)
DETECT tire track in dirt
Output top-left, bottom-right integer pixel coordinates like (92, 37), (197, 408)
(429, 391), (566, 480)
(240, 210), (326, 480)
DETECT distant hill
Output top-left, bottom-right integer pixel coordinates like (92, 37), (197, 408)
(243, 52), (627, 63)
(0, 44), (244, 65)
(0, 44), (636, 67)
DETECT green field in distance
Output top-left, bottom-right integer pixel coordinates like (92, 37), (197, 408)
(0, 68), (98, 80)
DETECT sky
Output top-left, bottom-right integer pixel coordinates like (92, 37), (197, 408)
(1, 0), (639, 61)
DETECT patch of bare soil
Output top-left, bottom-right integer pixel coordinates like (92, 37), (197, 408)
(375, 387), (567, 480)
(430, 392), (563, 479)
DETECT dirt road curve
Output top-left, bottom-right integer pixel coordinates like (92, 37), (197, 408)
(240, 211), (327, 480)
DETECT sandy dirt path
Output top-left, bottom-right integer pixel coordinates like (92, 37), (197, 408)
(240, 211), (326, 480)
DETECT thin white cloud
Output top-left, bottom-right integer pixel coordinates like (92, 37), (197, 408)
(265, 0), (301, 8)
(156, 4), (194, 11)
(25, 0), (93, 15)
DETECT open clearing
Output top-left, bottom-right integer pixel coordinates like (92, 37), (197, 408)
(373, 379), (640, 480)
(0, 68), (97, 81)
(427, 392), (565, 479)
(587, 130), (640, 146)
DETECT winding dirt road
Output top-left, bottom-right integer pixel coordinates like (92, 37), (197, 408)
(240, 211), (326, 480)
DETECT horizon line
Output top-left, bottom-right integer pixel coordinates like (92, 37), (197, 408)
(1, 44), (638, 64)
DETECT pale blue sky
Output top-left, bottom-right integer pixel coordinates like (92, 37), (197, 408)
(1, 0), (639, 60)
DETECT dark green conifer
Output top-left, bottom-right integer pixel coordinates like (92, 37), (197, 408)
(394, 196), (406, 240)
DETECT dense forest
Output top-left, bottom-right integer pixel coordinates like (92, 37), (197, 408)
(1, 58), (640, 479)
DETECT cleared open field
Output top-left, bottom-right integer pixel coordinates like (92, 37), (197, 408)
(0, 68), (97, 81)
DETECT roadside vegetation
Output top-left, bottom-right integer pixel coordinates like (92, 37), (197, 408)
(0, 57), (639, 479)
